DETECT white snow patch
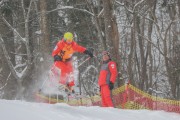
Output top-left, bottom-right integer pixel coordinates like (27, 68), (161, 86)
(0, 99), (179, 120)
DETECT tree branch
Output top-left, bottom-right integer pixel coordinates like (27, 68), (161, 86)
(1, 16), (26, 43)
(46, 6), (94, 16)
(0, 72), (11, 90)
(0, 0), (4, 8)
(0, 35), (19, 80)
(115, 0), (145, 14)
(138, 33), (175, 67)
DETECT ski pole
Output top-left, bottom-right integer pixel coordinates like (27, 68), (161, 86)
(78, 57), (91, 68)
(38, 66), (55, 92)
(38, 77), (48, 93)
(92, 55), (101, 63)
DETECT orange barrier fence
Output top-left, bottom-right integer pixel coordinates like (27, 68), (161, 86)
(35, 83), (180, 114)
(113, 84), (180, 114)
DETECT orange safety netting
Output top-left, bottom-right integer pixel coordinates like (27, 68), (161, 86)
(35, 83), (180, 114)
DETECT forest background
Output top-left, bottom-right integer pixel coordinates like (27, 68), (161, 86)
(0, 0), (179, 101)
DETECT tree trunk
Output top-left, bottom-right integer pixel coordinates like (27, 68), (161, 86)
(38, 0), (51, 79)
(136, 15), (147, 90)
(102, 0), (115, 52)
(39, 0), (50, 55)
(147, 0), (156, 94)
(86, 0), (106, 50)
(128, 14), (136, 86)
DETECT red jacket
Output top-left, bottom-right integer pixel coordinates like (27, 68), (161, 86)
(52, 39), (86, 61)
(98, 61), (117, 86)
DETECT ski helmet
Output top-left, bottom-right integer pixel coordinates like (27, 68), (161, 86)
(64, 32), (73, 43)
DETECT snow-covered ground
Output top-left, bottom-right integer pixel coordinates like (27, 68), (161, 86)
(0, 99), (179, 120)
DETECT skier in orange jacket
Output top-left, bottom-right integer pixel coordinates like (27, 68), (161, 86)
(98, 51), (117, 107)
(52, 32), (93, 92)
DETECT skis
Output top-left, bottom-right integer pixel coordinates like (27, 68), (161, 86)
(58, 84), (74, 95)
(58, 84), (90, 100)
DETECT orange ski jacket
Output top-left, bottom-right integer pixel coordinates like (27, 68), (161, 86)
(52, 39), (86, 62)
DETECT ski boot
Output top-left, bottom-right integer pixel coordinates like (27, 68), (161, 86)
(65, 83), (75, 95)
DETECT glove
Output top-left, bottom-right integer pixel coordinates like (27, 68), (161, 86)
(54, 55), (62, 61)
(84, 50), (93, 58)
(109, 81), (114, 90)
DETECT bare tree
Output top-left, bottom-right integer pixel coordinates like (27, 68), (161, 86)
(0, 0), (34, 99)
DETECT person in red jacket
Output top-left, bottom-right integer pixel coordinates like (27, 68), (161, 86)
(52, 32), (93, 92)
(98, 51), (117, 107)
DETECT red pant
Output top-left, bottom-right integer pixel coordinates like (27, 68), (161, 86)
(54, 61), (75, 87)
(100, 85), (114, 107)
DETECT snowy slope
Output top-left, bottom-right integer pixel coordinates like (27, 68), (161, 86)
(0, 99), (179, 120)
